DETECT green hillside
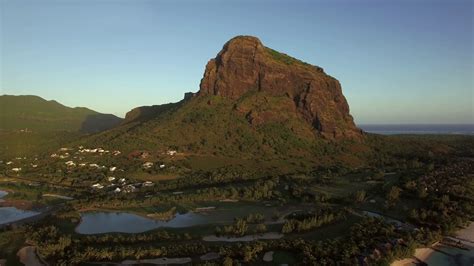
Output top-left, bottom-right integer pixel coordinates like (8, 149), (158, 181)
(0, 95), (122, 132)
(82, 93), (370, 170)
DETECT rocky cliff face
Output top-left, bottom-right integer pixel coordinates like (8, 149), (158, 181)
(199, 36), (361, 139)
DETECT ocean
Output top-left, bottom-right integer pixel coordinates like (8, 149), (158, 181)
(358, 124), (474, 135)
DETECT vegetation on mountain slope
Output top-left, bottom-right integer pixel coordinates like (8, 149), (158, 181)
(0, 95), (122, 132)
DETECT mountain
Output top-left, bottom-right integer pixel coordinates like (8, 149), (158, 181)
(199, 36), (361, 139)
(84, 36), (366, 167)
(0, 95), (122, 133)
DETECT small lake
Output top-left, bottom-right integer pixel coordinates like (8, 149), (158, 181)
(76, 211), (210, 234)
(0, 207), (40, 225)
(0, 190), (7, 197)
(424, 245), (474, 266)
(0, 189), (40, 225)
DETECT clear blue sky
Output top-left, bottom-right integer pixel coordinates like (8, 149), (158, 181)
(1, 0), (472, 124)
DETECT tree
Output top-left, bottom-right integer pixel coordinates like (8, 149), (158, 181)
(353, 190), (366, 203)
(223, 257), (233, 266)
(386, 186), (401, 206)
(417, 187), (428, 199)
(254, 224), (267, 234)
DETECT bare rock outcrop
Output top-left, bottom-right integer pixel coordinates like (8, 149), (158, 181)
(199, 36), (361, 138)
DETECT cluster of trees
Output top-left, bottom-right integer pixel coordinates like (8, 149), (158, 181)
(385, 186), (402, 207)
(150, 168), (261, 192)
(243, 213), (265, 223)
(400, 160), (474, 231)
(26, 224), (207, 264)
(216, 218), (249, 237)
(81, 230), (193, 245)
(22, 213), (451, 265)
(215, 213), (268, 237)
(281, 209), (346, 233)
(353, 190), (366, 203)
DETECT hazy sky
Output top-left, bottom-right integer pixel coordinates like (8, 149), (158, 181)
(1, 0), (472, 124)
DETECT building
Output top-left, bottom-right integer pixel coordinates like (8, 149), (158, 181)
(143, 181), (154, 187)
(91, 183), (104, 189)
(167, 150), (177, 156)
(143, 162), (154, 169)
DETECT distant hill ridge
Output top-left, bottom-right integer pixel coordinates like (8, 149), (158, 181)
(0, 95), (122, 133)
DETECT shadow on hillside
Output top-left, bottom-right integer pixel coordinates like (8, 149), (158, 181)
(80, 114), (122, 133)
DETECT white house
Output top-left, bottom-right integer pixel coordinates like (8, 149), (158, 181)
(143, 162), (154, 169)
(159, 164), (165, 169)
(143, 181), (154, 187)
(91, 183), (104, 189)
(6, 161), (13, 165)
(167, 150), (177, 156)
(11, 168), (21, 172)
(114, 187), (121, 193)
(65, 161), (76, 167)
(89, 163), (99, 168)
(109, 166), (117, 172)
(107, 176), (116, 182)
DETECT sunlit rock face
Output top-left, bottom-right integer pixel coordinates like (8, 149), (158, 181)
(199, 36), (362, 139)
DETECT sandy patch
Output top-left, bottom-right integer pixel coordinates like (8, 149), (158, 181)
(17, 246), (44, 266)
(121, 257), (192, 265)
(412, 248), (434, 262)
(200, 252), (220, 260)
(390, 258), (416, 266)
(263, 251), (274, 262)
(203, 232), (283, 242)
(42, 194), (73, 200)
(390, 247), (434, 266)
(219, 199), (239, 202)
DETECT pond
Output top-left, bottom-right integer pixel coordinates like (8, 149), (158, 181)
(0, 190), (40, 225)
(424, 245), (474, 266)
(0, 190), (7, 202)
(75, 211), (211, 234)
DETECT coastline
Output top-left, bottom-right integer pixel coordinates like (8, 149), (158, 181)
(391, 222), (474, 266)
